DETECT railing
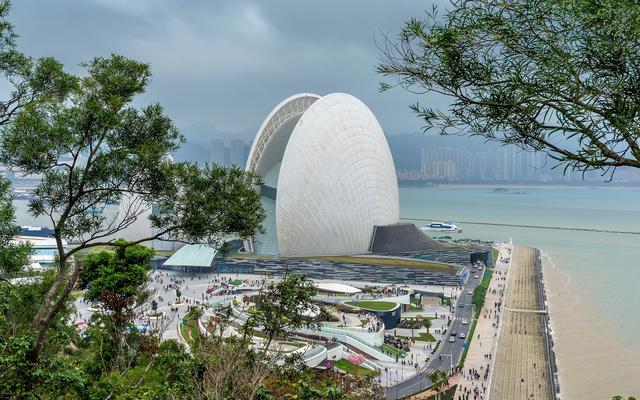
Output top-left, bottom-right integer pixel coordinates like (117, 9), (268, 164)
(318, 325), (383, 346)
(323, 322), (385, 335)
(302, 345), (327, 368)
(298, 326), (393, 362)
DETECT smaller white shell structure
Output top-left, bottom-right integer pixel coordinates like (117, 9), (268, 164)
(246, 92), (399, 256)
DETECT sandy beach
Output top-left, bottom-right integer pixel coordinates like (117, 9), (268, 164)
(542, 252), (640, 400)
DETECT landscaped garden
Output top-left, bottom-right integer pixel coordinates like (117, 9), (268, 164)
(472, 270), (493, 318)
(333, 359), (379, 377)
(397, 332), (437, 342)
(344, 301), (397, 311)
(398, 316), (434, 329)
(381, 343), (406, 358)
(180, 314), (201, 348)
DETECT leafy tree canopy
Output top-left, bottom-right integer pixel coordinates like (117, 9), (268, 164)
(0, 52), (265, 362)
(0, 177), (30, 276)
(78, 242), (153, 310)
(379, 0), (640, 177)
(249, 273), (319, 351)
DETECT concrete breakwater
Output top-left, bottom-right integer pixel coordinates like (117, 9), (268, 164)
(534, 248), (561, 399)
(401, 217), (640, 236)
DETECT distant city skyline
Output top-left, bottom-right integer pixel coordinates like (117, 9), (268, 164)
(208, 138), (252, 168)
(397, 145), (640, 184)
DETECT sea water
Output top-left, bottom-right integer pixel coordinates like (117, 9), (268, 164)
(400, 186), (640, 399)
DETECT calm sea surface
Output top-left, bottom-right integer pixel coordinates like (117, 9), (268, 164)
(401, 186), (640, 399)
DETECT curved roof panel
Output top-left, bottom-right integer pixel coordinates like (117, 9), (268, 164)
(275, 93), (399, 256)
(246, 93), (320, 177)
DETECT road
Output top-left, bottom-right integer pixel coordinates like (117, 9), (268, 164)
(385, 265), (484, 399)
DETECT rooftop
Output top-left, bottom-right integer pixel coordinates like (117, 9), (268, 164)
(163, 244), (218, 268)
(316, 282), (361, 294)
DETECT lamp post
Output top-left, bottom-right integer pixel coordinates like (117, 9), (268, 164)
(441, 353), (453, 374)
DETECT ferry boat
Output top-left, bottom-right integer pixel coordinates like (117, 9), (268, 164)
(421, 221), (462, 233)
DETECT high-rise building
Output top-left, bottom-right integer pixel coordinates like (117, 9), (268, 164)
(230, 139), (245, 167)
(210, 139), (225, 166)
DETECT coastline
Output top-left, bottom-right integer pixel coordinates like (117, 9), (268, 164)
(541, 248), (640, 400)
(398, 183), (640, 190)
(534, 248), (561, 398)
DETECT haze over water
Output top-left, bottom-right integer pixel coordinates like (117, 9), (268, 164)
(401, 186), (640, 399)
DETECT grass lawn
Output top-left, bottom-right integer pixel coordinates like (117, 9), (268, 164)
(154, 249), (175, 256)
(72, 245), (114, 257)
(345, 301), (397, 311)
(311, 255), (459, 273)
(180, 316), (200, 348)
(229, 279), (242, 286)
(230, 253), (460, 273)
(415, 332), (437, 342)
(333, 359), (380, 377)
(492, 248), (499, 265)
(397, 332), (437, 342)
(381, 344), (406, 358)
(408, 304), (423, 311)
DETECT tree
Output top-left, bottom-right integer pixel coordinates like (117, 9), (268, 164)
(0, 177), (30, 277)
(79, 243), (153, 328)
(248, 273), (319, 352)
(378, 0), (640, 178)
(77, 243), (155, 374)
(429, 370), (448, 400)
(423, 317), (432, 334)
(0, 53), (265, 362)
(151, 299), (158, 313)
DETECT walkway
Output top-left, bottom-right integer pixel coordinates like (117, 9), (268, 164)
(454, 242), (510, 400)
(489, 245), (553, 400)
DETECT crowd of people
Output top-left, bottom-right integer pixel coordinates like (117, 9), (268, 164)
(454, 250), (509, 400)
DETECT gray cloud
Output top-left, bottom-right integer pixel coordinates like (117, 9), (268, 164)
(10, 0), (450, 140)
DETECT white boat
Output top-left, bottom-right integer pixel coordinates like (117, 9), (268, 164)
(421, 221), (462, 233)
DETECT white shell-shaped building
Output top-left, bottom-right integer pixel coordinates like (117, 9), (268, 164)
(246, 93), (399, 256)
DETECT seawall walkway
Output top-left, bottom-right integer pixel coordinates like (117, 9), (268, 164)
(489, 245), (558, 400)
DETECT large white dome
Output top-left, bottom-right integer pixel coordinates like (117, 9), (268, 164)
(246, 92), (399, 256)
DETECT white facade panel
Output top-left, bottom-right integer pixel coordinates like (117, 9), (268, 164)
(247, 92), (399, 256)
(275, 93), (399, 256)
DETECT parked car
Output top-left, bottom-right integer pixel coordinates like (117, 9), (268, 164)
(458, 332), (466, 339)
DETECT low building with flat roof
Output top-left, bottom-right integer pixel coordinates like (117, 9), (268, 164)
(162, 244), (218, 272)
(11, 235), (67, 269)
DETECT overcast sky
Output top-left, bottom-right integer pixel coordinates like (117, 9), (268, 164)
(10, 0), (450, 139)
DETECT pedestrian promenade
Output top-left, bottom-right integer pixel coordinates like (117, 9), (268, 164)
(454, 243), (510, 400)
(489, 245), (553, 400)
